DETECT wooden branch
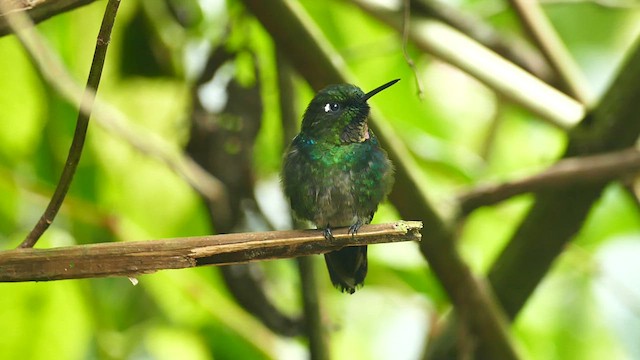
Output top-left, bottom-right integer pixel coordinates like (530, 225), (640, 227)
(0, 221), (422, 282)
(0, 0), (97, 37)
(459, 147), (640, 213)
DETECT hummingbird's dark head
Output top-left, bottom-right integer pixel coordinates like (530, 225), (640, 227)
(300, 79), (399, 144)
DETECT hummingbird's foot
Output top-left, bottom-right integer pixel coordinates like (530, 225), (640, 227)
(323, 225), (335, 241)
(348, 220), (364, 237)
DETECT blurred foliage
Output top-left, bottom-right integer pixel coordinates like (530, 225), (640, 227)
(1, 0), (640, 359)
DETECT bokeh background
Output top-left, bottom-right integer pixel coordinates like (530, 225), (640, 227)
(1, 0), (640, 359)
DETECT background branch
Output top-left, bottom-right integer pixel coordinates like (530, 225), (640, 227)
(0, 221), (422, 282)
(297, 256), (330, 360)
(186, 45), (305, 338)
(352, 0), (584, 129)
(490, 37), (640, 320)
(508, 0), (592, 103)
(428, 34), (640, 360)
(410, 0), (555, 85)
(0, 0), (97, 36)
(460, 147), (640, 213)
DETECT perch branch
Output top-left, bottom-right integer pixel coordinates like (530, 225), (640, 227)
(0, 221), (422, 282)
(18, 0), (121, 248)
(460, 147), (640, 213)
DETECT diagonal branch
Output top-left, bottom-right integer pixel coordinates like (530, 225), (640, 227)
(508, 0), (592, 103)
(9, 0), (121, 248)
(410, 0), (555, 85)
(1, 0), (231, 232)
(0, 221), (422, 282)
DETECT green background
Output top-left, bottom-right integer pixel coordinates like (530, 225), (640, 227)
(1, 0), (640, 359)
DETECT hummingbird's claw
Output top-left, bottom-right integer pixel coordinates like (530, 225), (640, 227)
(348, 221), (363, 237)
(323, 225), (335, 241)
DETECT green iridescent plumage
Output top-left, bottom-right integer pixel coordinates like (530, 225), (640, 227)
(281, 80), (397, 294)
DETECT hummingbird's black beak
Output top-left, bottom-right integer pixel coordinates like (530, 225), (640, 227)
(363, 79), (400, 101)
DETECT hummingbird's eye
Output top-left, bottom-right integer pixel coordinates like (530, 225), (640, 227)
(324, 103), (341, 113)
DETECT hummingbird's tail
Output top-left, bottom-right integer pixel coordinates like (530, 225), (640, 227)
(324, 246), (368, 294)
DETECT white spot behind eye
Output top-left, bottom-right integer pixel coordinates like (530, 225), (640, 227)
(324, 103), (340, 113)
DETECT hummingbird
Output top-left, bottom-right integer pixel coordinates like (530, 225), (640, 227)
(281, 79), (397, 294)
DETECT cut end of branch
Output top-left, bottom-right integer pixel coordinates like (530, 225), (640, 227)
(393, 220), (423, 238)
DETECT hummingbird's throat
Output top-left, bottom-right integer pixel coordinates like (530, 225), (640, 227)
(341, 120), (369, 143)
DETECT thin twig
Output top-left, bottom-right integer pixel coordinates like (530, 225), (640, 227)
(402, 0), (424, 97)
(0, 0), (230, 231)
(459, 148), (640, 213)
(15, 0), (121, 248)
(478, 96), (505, 160)
(508, 0), (592, 104)
(0, 221), (422, 282)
